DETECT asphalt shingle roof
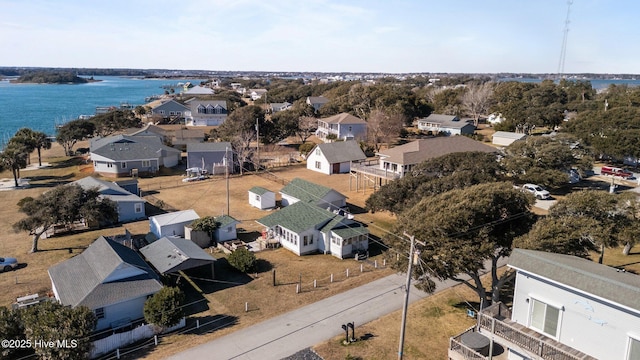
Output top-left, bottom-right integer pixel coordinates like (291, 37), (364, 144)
(249, 186), (272, 196)
(314, 141), (366, 164)
(140, 237), (216, 274)
(509, 248), (640, 312)
(90, 134), (180, 161)
(48, 237), (162, 309)
(280, 178), (345, 204)
(257, 201), (335, 233)
(187, 142), (232, 152)
(320, 112), (366, 125)
(150, 209), (200, 227)
(377, 137), (496, 166)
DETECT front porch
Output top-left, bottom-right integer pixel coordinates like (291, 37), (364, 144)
(449, 302), (597, 360)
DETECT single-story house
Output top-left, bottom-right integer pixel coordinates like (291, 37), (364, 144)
(71, 176), (146, 223)
(213, 215), (240, 243)
(185, 100), (228, 126)
(269, 102), (292, 113)
(90, 134), (181, 178)
(280, 178), (347, 211)
(376, 136), (496, 178)
(416, 114), (476, 136)
(186, 142), (233, 175)
(249, 186), (276, 210)
(492, 131), (527, 147)
(316, 113), (367, 142)
(257, 201), (368, 259)
(306, 96), (329, 112)
(149, 209), (200, 239)
(450, 248), (640, 360)
(140, 236), (216, 277)
(306, 140), (366, 175)
(48, 236), (163, 331)
(149, 99), (189, 120)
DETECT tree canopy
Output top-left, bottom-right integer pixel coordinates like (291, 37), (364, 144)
(143, 287), (185, 331)
(56, 119), (95, 156)
(90, 109), (141, 137)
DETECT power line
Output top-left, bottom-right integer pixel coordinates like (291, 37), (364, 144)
(557, 0), (574, 76)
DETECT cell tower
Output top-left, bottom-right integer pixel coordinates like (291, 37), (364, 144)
(557, 0), (574, 77)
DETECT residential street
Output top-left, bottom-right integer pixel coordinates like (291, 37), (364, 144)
(168, 258), (507, 360)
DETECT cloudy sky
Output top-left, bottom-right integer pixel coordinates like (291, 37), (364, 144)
(2, 0), (638, 74)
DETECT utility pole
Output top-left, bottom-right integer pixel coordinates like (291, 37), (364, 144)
(225, 146), (230, 215)
(398, 232), (423, 360)
(255, 118), (260, 172)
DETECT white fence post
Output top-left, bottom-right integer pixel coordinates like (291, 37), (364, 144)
(346, 268), (349, 278)
(330, 274), (333, 283)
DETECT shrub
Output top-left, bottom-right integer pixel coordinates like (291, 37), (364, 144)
(228, 247), (257, 273)
(143, 287), (185, 330)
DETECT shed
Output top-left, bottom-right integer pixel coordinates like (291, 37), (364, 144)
(492, 131), (527, 147)
(149, 209), (200, 239)
(140, 237), (216, 277)
(213, 215), (240, 242)
(249, 186), (276, 210)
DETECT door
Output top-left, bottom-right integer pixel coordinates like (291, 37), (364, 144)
(332, 163), (341, 174)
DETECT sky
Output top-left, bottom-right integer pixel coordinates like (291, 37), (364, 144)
(1, 0), (639, 74)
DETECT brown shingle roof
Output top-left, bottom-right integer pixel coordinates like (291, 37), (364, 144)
(320, 113), (366, 125)
(377, 136), (496, 165)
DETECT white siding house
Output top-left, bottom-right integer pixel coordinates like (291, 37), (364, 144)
(249, 186), (276, 210)
(306, 141), (366, 175)
(279, 178), (347, 211)
(149, 209), (200, 239)
(316, 113), (367, 141)
(416, 114), (476, 136)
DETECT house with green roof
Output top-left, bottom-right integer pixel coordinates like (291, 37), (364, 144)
(256, 201), (368, 259)
(449, 248), (640, 360)
(279, 178), (347, 211)
(249, 186), (276, 210)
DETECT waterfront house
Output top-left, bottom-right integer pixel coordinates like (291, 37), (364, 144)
(249, 186), (276, 210)
(316, 112), (367, 141)
(149, 209), (200, 239)
(257, 201), (368, 259)
(149, 99), (189, 121)
(90, 134), (181, 177)
(48, 236), (163, 331)
(449, 248), (638, 360)
(186, 142), (233, 175)
(306, 140), (366, 175)
(280, 178), (347, 211)
(70, 176), (146, 223)
(184, 100), (228, 126)
(306, 96), (329, 112)
(416, 114), (476, 136)
(183, 85), (214, 95)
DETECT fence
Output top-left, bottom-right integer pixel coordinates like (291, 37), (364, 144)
(91, 318), (185, 359)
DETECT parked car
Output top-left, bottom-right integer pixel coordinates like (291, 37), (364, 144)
(600, 166), (634, 179)
(521, 183), (551, 200)
(0, 257), (18, 272)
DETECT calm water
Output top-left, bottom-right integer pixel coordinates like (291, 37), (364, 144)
(0, 76), (203, 143)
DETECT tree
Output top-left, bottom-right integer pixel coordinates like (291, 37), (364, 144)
(0, 141), (29, 187)
(32, 131), (52, 167)
(91, 109), (141, 137)
(296, 115), (318, 144)
(0, 306), (26, 359)
(228, 247), (257, 273)
(462, 82), (494, 126)
(366, 109), (405, 152)
(12, 128), (52, 167)
(143, 287), (185, 331)
(190, 216), (220, 244)
(387, 182), (535, 305)
(516, 190), (639, 263)
(216, 105), (265, 174)
(56, 119), (95, 156)
(13, 184), (117, 252)
(298, 142), (316, 158)
(21, 301), (96, 360)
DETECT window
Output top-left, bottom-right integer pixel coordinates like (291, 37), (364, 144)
(315, 161), (321, 169)
(134, 203), (143, 213)
(255, 194), (260, 201)
(315, 148), (321, 155)
(121, 162), (127, 169)
(628, 337), (640, 360)
(309, 235), (313, 245)
(226, 226), (232, 232)
(95, 307), (105, 319)
(159, 110), (165, 115)
(530, 298), (560, 337)
(303, 235), (308, 246)
(142, 160), (150, 167)
(107, 163), (113, 168)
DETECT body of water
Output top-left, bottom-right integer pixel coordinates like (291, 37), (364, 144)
(0, 76), (204, 144)
(497, 77), (640, 90)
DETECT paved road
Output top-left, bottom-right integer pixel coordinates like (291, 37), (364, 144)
(168, 258), (507, 360)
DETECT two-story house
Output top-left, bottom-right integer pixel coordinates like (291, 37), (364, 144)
(316, 112), (367, 142)
(149, 99), (189, 121)
(306, 96), (329, 112)
(185, 100), (228, 126)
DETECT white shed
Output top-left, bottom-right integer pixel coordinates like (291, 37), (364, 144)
(248, 186), (276, 210)
(149, 209), (200, 239)
(492, 131), (527, 147)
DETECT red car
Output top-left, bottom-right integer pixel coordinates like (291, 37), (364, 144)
(600, 166), (634, 179)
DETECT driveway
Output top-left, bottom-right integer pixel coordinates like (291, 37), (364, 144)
(168, 258), (507, 360)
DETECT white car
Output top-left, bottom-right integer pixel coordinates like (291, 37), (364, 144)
(0, 257), (18, 272)
(522, 184), (551, 200)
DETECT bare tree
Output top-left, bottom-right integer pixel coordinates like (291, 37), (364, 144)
(296, 116), (317, 144)
(462, 82), (494, 126)
(367, 109), (405, 151)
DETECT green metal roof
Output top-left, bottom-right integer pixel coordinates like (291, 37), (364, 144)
(331, 223), (369, 239)
(257, 201), (335, 233)
(280, 178), (337, 203)
(214, 214), (239, 227)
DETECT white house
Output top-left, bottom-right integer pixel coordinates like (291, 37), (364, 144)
(416, 114), (476, 136)
(184, 100), (228, 126)
(48, 236), (162, 331)
(492, 131), (527, 147)
(306, 141), (366, 175)
(149, 209), (200, 239)
(279, 178), (347, 211)
(249, 89), (268, 100)
(316, 113), (367, 141)
(257, 201), (368, 259)
(449, 248), (640, 360)
(249, 186), (276, 210)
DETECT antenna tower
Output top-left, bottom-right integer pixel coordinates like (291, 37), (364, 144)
(557, 0), (573, 77)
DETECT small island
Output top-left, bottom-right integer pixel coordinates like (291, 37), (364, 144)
(12, 71), (99, 84)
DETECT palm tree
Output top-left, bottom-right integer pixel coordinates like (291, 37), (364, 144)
(0, 142), (28, 187)
(32, 131), (52, 167)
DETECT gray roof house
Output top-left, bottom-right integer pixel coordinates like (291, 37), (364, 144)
(48, 236), (163, 331)
(183, 85), (215, 95)
(140, 236), (216, 276)
(90, 134), (181, 178)
(71, 176), (146, 223)
(449, 248), (636, 360)
(376, 136), (496, 178)
(269, 102), (292, 113)
(149, 99), (189, 120)
(186, 142), (233, 175)
(306, 140), (366, 175)
(279, 178), (347, 210)
(149, 209), (200, 239)
(491, 131), (527, 147)
(306, 96), (330, 112)
(316, 112), (367, 142)
(417, 114), (476, 136)
(185, 100), (228, 126)
(257, 201), (368, 259)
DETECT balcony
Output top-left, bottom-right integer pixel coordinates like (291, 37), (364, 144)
(448, 302), (597, 360)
